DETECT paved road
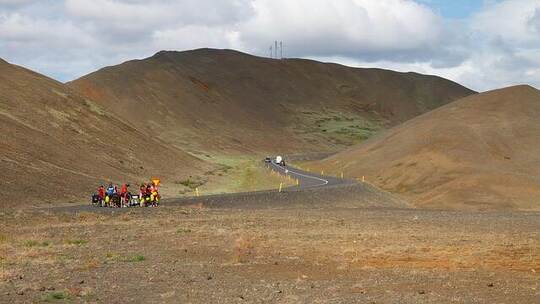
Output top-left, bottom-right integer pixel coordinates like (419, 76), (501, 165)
(266, 159), (348, 188)
(50, 159), (361, 213)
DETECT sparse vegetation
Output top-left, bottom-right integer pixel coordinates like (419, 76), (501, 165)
(43, 291), (70, 302)
(176, 176), (206, 189)
(24, 240), (50, 247)
(105, 252), (146, 263)
(105, 252), (119, 260)
(129, 254), (146, 262)
(203, 163), (234, 177)
(82, 99), (105, 115)
(1, 204), (538, 303)
(292, 110), (384, 146)
(66, 239), (87, 246)
(24, 240), (38, 247)
(218, 164), (233, 173)
(176, 228), (192, 234)
(174, 155), (294, 196)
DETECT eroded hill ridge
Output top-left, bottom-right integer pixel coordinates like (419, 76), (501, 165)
(69, 48), (475, 155)
(2, 48), (476, 206)
(314, 85), (540, 211)
(0, 59), (208, 206)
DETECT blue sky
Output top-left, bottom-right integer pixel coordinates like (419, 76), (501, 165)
(0, 0), (539, 91)
(418, 0), (490, 18)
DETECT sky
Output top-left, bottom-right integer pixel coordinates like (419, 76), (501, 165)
(1, 0), (539, 92)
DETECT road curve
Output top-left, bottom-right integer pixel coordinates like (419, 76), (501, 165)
(50, 158), (354, 213)
(266, 159), (347, 189)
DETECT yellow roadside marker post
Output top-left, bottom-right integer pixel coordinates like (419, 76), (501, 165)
(279, 182), (283, 193)
(341, 172), (344, 179)
(195, 188), (200, 197)
(321, 170), (324, 175)
(362, 176), (365, 182)
(296, 179), (299, 186)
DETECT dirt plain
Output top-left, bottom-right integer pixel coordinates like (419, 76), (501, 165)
(1, 49), (538, 304)
(1, 184), (538, 303)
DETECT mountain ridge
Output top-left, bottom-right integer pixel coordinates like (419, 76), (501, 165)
(69, 48), (476, 157)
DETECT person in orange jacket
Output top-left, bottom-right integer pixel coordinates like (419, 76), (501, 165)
(149, 181), (159, 206)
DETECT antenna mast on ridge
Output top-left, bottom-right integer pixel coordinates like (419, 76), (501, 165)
(268, 41), (284, 59)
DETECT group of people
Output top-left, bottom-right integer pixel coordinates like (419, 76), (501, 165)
(92, 181), (160, 208)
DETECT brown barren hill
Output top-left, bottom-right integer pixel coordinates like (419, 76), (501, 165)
(0, 59), (209, 207)
(314, 85), (540, 211)
(68, 48), (475, 155)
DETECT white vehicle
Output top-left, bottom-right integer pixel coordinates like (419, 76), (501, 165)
(275, 156), (286, 166)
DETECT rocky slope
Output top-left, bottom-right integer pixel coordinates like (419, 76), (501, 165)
(0, 59), (209, 206)
(313, 85), (540, 211)
(69, 48), (475, 156)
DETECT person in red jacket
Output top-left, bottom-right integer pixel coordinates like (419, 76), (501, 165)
(120, 183), (129, 207)
(121, 183), (128, 195)
(98, 185), (105, 200)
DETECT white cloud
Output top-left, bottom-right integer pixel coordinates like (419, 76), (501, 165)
(0, 13), (91, 45)
(305, 0), (540, 91)
(153, 26), (242, 51)
(65, 0), (253, 28)
(472, 0), (540, 44)
(459, 0), (540, 90)
(239, 0), (442, 57)
(0, 0), (539, 92)
(0, 0), (33, 6)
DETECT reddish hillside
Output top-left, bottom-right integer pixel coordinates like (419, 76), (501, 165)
(313, 85), (540, 211)
(69, 49), (475, 156)
(0, 59), (209, 206)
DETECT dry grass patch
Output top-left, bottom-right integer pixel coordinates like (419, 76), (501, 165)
(104, 252), (146, 263)
(233, 235), (257, 263)
(176, 227), (193, 234)
(0, 269), (16, 282)
(77, 258), (100, 271)
(77, 211), (102, 223)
